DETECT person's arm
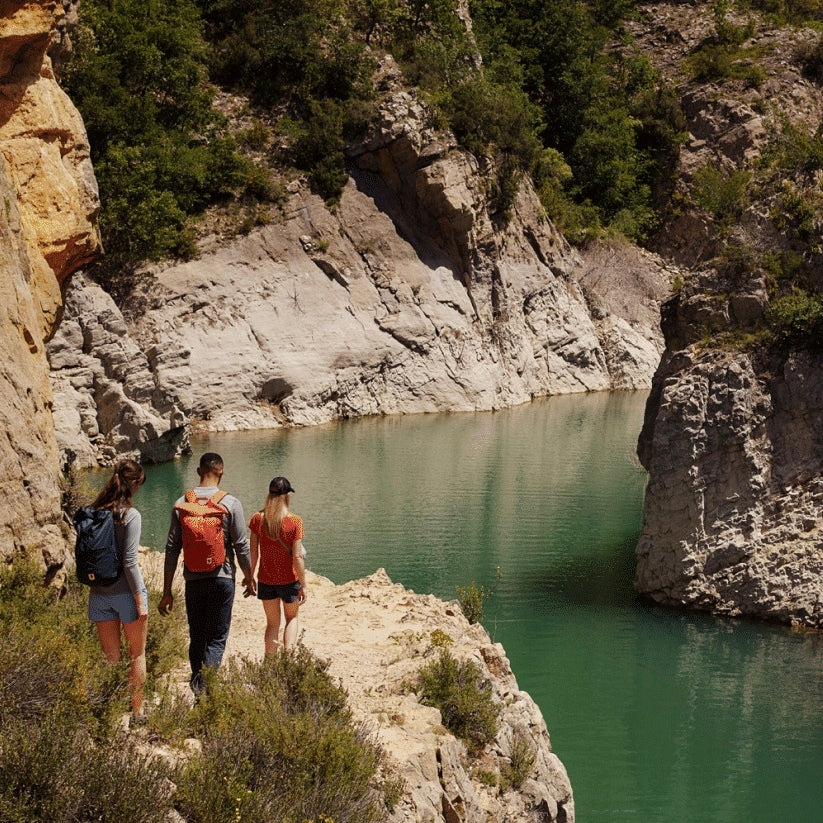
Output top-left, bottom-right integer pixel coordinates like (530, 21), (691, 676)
(229, 497), (256, 595)
(122, 510), (148, 617)
(247, 517), (259, 599)
(292, 538), (307, 602)
(158, 508), (181, 615)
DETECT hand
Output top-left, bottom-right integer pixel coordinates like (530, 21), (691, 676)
(243, 577), (257, 598)
(158, 593), (173, 616)
(298, 585), (307, 604)
(136, 596), (149, 618)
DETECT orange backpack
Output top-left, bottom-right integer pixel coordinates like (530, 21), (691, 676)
(175, 490), (229, 572)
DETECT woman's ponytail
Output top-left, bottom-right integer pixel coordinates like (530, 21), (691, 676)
(91, 459), (145, 522)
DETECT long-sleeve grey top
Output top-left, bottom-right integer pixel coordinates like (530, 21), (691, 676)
(164, 486), (252, 582)
(90, 507), (146, 596)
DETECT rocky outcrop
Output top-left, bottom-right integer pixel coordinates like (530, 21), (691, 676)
(150, 551), (574, 822)
(637, 341), (823, 626)
(574, 242), (673, 390)
(47, 275), (188, 466)
(631, 2), (823, 625)
(50, 60), (668, 451)
(302, 570), (575, 823)
(0, 1), (100, 565)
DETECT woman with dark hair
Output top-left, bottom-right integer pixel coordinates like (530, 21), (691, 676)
(87, 458), (148, 724)
(248, 476), (307, 654)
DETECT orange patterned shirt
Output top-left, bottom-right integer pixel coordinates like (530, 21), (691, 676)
(249, 511), (304, 585)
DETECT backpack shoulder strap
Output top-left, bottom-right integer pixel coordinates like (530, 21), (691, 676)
(209, 490), (229, 509)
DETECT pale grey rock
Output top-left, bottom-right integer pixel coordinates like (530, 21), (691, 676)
(47, 275), (189, 467)
(637, 348), (823, 626)
(574, 242), (674, 389)
(107, 78), (666, 436)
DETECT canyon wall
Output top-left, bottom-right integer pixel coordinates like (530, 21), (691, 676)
(0, 0), (100, 567)
(48, 57), (670, 465)
(632, 3), (823, 625)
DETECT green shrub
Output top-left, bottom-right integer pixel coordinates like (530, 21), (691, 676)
(413, 649), (499, 753)
(0, 715), (173, 823)
(502, 732), (537, 789)
(456, 580), (492, 625)
(766, 289), (823, 346)
(692, 163), (752, 232)
(174, 649), (386, 823)
(64, 0), (248, 270)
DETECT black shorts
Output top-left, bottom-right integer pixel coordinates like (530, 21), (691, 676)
(257, 581), (301, 603)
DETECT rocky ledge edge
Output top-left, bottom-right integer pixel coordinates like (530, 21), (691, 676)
(141, 553), (574, 823)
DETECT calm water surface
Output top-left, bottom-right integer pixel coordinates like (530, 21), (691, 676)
(94, 392), (823, 822)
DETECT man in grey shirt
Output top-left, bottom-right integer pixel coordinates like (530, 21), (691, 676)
(159, 452), (255, 694)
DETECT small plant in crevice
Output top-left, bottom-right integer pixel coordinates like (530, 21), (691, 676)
(502, 731), (537, 789)
(456, 580), (492, 625)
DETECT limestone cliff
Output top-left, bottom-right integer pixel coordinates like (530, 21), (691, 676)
(0, 0), (100, 566)
(632, 3), (823, 624)
(49, 58), (670, 461)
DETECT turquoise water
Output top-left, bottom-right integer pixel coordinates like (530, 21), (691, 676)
(90, 392), (823, 821)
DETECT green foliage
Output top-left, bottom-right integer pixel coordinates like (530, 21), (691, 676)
(692, 163), (752, 232)
(502, 732), (537, 789)
(0, 554), (125, 731)
(745, 0), (823, 26)
(413, 649), (499, 753)
(456, 580), (492, 624)
(174, 649), (386, 822)
(766, 289), (823, 346)
(469, 0), (686, 241)
(64, 0), (247, 268)
(430, 628), (453, 647)
(0, 554), (181, 822)
(0, 715), (173, 823)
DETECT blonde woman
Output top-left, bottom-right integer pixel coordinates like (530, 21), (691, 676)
(248, 476), (307, 653)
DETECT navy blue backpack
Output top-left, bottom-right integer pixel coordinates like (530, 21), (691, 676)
(73, 507), (123, 586)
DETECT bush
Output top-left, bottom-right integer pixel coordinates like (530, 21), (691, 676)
(64, 0), (247, 269)
(173, 649), (387, 823)
(0, 555), (125, 731)
(413, 650), (499, 753)
(456, 580), (492, 624)
(0, 554), (183, 822)
(502, 732), (537, 789)
(766, 289), (823, 346)
(0, 715), (174, 823)
(692, 163), (752, 232)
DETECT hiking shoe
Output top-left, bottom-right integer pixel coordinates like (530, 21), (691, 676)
(129, 711), (148, 729)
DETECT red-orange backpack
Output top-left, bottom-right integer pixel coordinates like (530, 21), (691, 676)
(174, 490), (229, 572)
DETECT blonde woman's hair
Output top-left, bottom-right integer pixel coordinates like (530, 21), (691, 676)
(263, 492), (288, 540)
(263, 476), (294, 539)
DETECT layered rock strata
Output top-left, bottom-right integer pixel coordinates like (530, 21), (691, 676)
(0, 0), (100, 565)
(47, 275), (188, 466)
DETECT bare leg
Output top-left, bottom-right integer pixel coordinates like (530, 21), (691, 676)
(123, 615), (148, 716)
(95, 619), (122, 663)
(282, 600), (300, 651)
(262, 598), (282, 655)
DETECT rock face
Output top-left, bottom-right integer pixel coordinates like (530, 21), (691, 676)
(631, 2), (823, 625)
(51, 59), (668, 453)
(0, 0), (101, 565)
(637, 339), (823, 626)
(47, 275), (189, 466)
